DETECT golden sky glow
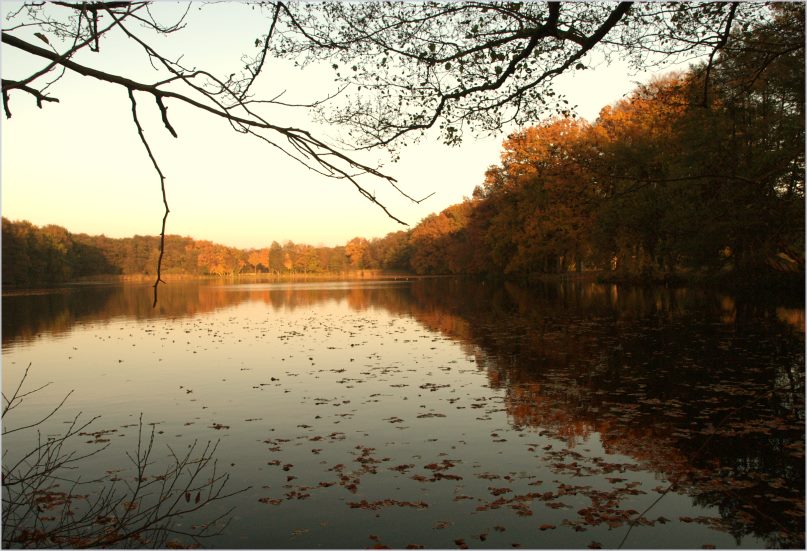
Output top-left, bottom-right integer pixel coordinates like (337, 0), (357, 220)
(2, 2), (660, 249)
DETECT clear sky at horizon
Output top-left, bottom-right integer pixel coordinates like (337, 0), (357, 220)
(2, 2), (666, 250)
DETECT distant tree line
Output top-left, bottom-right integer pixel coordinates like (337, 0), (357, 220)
(0, 218), (411, 286)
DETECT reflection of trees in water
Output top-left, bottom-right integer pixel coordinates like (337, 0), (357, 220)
(3, 286), (121, 346)
(402, 279), (805, 548)
(4, 278), (803, 546)
(2, 283), (416, 347)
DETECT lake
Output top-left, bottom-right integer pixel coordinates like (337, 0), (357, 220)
(2, 278), (804, 548)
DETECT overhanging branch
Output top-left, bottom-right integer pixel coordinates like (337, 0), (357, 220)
(1, 78), (60, 117)
(1, 31), (411, 224)
(127, 88), (169, 308)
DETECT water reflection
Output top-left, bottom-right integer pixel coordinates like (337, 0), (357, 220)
(1, 281), (406, 347)
(3, 278), (804, 547)
(402, 280), (804, 548)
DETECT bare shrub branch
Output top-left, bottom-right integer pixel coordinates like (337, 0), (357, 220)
(2, 366), (247, 548)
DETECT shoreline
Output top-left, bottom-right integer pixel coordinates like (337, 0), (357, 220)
(3, 268), (802, 297)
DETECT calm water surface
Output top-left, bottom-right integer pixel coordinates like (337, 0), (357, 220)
(3, 279), (804, 548)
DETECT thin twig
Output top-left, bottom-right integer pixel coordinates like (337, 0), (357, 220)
(127, 88), (169, 308)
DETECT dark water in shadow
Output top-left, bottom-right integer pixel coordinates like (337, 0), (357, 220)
(3, 279), (803, 548)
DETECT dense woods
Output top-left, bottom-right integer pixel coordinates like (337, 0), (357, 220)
(0, 218), (392, 286)
(374, 4), (805, 280)
(1, 217), (421, 286)
(3, 5), (803, 288)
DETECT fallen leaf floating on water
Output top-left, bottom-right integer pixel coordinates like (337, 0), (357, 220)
(348, 499), (428, 510)
(433, 520), (451, 529)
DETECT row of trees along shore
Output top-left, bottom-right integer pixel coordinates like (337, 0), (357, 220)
(3, 5), (804, 288)
(1, 219), (402, 286)
(398, 5), (804, 282)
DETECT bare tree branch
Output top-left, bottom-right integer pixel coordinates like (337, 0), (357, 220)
(702, 2), (738, 107)
(3, 366), (247, 548)
(127, 88), (170, 308)
(1, 78), (60, 116)
(1, 29), (410, 219)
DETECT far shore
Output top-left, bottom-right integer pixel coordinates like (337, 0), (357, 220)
(1, 270), (436, 295)
(3, 268), (802, 297)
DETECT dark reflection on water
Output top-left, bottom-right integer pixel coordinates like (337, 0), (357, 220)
(2, 281), (420, 346)
(405, 279), (805, 548)
(3, 278), (804, 548)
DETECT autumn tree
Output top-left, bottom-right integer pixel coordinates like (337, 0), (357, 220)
(409, 202), (474, 275)
(2, 219), (39, 285)
(692, 2), (805, 271)
(323, 245), (349, 273)
(592, 74), (695, 274)
(268, 241), (284, 274)
(248, 248), (271, 274)
(373, 231), (412, 271)
(281, 241), (296, 273)
(494, 118), (598, 274)
(345, 237), (370, 269)
(292, 243), (321, 273)
(194, 240), (244, 276)
(590, 3), (804, 276)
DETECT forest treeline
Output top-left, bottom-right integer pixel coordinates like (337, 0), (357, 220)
(384, 4), (804, 280)
(3, 5), (803, 287)
(1, 218), (405, 286)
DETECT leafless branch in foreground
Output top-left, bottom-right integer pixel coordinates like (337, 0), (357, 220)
(2, 365), (247, 548)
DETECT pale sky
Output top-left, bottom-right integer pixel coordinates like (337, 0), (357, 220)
(1, 2), (659, 249)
